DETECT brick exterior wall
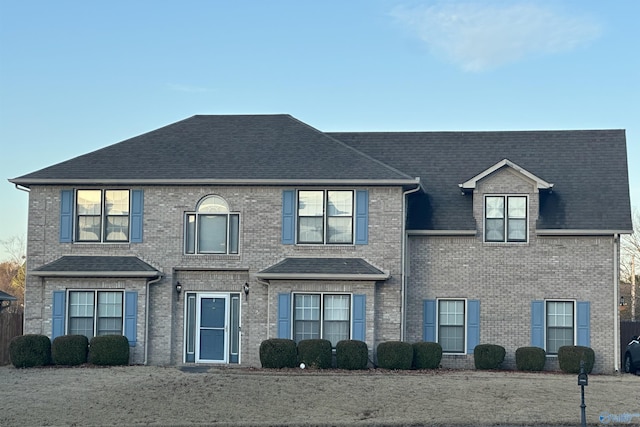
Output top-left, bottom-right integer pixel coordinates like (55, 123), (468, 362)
(405, 169), (619, 373)
(23, 185), (404, 366)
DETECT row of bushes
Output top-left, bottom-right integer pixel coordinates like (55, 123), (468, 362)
(260, 338), (595, 374)
(9, 334), (130, 368)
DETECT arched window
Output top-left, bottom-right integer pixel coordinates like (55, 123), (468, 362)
(185, 195), (239, 254)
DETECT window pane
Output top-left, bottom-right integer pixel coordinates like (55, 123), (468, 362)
(508, 197), (526, 218)
(486, 197), (504, 219)
(439, 325), (464, 353)
(105, 216), (129, 241)
(229, 214), (239, 254)
(485, 218), (505, 242)
(294, 294), (320, 320)
(69, 317), (94, 338)
(69, 291), (94, 338)
(324, 295), (350, 321)
(78, 216), (101, 241)
(294, 321), (320, 342)
(324, 321), (349, 347)
(547, 302), (573, 327)
(105, 190), (129, 215)
(198, 195), (229, 213)
(439, 300), (465, 353)
(327, 191), (352, 216)
(547, 327), (573, 354)
(298, 217), (323, 243)
(507, 219), (526, 241)
(298, 191), (324, 216)
(185, 214), (196, 254)
(198, 215), (227, 253)
(327, 217), (352, 243)
(97, 292), (123, 336)
(77, 190), (102, 215)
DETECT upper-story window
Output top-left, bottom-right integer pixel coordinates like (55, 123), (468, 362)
(484, 195), (527, 242)
(298, 190), (353, 244)
(185, 195), (239, 254)
(76, 190), (130, 242)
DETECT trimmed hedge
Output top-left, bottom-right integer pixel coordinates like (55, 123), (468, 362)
(259, 338), (297, 368)
(297, 339), (332, 369)
(412, 342), (442, 369)
(9, 334), (51, 368)
(52, 335), (89, 366)
(336, 340), (369, 370)
(515, 347), (546, 371)
(376, 341), (413, 370)
(474, 344), (506, 370)
(88, 335), (130, 366)
(558, 346), (595, 374)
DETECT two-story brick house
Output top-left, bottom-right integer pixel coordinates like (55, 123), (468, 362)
(10, 115), (632, 372)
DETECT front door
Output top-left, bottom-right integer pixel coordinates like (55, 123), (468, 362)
(196, 293), (229, 363)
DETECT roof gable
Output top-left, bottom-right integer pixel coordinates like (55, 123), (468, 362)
(459, 159), (554, 191)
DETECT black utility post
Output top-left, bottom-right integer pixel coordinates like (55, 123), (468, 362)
(578, 360), (588, 427)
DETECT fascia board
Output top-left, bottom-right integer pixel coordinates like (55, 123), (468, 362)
(9, 178), (420, 187)
(254, 272), (390, 281)
(30, 270), (161, 278)
(536, 229), (634, 236)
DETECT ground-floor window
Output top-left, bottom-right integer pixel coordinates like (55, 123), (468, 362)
(438, 299), (465, 353)
(546, 301), (574, 354)
(68, 290), (123, 339)
(293, 293), (351, 347)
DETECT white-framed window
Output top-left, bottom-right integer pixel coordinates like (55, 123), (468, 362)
(185, 195), (239, 254)
(293, 293), (351, 347)
(484, 195), (527, 242)
(437, 299), (465, 353)
(546, 300), (575, 355)
(297, 190), (353, 244)
(76, 190), (130, 242)
(67, 290), (123, 339)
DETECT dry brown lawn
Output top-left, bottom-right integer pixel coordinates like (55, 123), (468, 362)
(1, 365), (638, 426)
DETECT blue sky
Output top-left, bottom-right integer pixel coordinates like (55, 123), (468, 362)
(1, 0), (638, 260)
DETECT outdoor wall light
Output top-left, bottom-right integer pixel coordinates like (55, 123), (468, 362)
(620, 296), (625, 306)
(243, 282), (250, 297)
(176, 282), (182, 298)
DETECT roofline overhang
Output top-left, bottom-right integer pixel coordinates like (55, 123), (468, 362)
(459, 159), (554, 191)
(30, 270), (162, 278)
(536, 229), (634, 236)
(255, 272), (390, 281)
(9, 178), (421, 187)
(407, 229), (477, 236)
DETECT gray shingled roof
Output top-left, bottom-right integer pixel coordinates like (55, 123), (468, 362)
(329, 130), (633, 232)
(10, 115), (415, 185)
(256, 258), (389, 280)
(31, 256), (161, 277)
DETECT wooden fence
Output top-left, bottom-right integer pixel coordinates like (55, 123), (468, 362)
(0, 312), (23, 365)
(620, 320), (640, 368)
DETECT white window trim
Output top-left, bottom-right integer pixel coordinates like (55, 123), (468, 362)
(65, 289), (126, 338)
(295, 189), (355, 246)
(291, 292), (353, 345)
(74, 189), (132, 243)
(183, 195), (241, 255)
(435, 298), (467, 355)
(483, 194), (529, 244)
(544, 299), (577, 357)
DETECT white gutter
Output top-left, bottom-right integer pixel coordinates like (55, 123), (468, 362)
(613, 234), (620, 372)
(401, 179), (423, 341)
(144, 274), (163, 366)
(14, 184), (30, 193)
(254, 273), (389, 281)
(537, 229), (634, 236)
(9, 178), (420, 186)
(30, 271), (160, 278)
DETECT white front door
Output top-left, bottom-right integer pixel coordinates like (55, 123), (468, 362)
(196, 293), (229, 363)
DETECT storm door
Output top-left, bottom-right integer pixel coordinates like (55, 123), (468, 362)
(196, 293), (229, 363)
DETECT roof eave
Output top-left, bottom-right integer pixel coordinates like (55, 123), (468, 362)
(9, 178), (420, 187)
(255, 272), (390, 281)
(30, 270), (162, 278)
(536, 229), (633, 236)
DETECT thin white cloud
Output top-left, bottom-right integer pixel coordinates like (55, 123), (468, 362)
(392, 1), (602, 72)
(167, 83), (213, 93)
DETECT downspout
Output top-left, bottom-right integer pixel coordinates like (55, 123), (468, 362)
(401, 179), (422, 341)
(14, 184), (30, 193)
(613, 234), (620, 372)
(144, 274), (163, 366)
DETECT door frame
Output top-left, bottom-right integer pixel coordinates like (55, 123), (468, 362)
(196, 293), (229, 363)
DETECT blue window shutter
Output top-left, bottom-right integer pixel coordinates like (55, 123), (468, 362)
(355, 190), (369, 245)
(124, 292), (138, 346)
(277, 293), (291, 339)
(130, 190), (144, 243)
(531, 301), (544, 348)
(467, 300), (480, 354)
(282, 190), (295, 245)
(423, 300), (436, 342)
(352, 294), (366, 341)
(52, 291), (66, 339)
(60, 190), (73, 243)
(576, 301), (590, 347)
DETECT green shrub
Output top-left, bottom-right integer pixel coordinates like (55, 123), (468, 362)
(52, 335), (89, 366)
(88, 335), (130, 366)
(376, 341), (413, 370)
(474, 344), (506, 370)
(297, 339), (332, 369)
(412, 342), (442, 369)
(558, 346), (595, 374)
(9, 334), (51, 368)
(515, 347), (546, 371)
(336, 340), (369, 370)
(259, 338), (297, 368)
